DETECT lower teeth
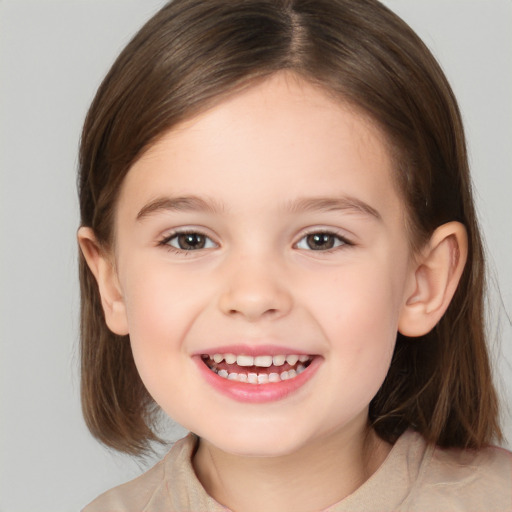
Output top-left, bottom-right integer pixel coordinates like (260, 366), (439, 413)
(213, 365), (305, 384)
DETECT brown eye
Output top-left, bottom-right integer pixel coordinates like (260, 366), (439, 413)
(306, 233), (334, 250)
(296, 232), (348, 251)
(178, 233), (205, 250)
(166, 232), (215, 250)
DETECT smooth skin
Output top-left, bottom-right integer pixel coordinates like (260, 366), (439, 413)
(79, 72), (467, 512)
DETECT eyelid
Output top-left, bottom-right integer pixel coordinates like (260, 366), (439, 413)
(156, 226), (354, 253)
(158, 227), (219, 251)
(294, 227), (354, 251)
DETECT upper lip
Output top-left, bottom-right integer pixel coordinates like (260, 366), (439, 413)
(193, 344), (316, 357)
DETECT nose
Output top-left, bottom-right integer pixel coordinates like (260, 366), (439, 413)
(218, 255), (293, 322)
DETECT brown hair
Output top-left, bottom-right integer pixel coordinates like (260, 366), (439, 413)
(78, 0), (501, 455)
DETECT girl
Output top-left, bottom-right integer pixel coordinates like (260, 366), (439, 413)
(77, 0), (511, 510)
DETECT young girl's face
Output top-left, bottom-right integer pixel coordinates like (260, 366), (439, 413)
(110, 72), (417, 457)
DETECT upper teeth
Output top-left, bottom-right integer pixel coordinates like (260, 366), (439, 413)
(209, 353), (310, 367)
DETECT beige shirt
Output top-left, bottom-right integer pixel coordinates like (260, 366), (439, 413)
(83, 430), (512, 511)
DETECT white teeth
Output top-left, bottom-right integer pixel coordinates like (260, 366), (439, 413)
(272, 355), (286, 366)
(215, 366), (308, 384)
(210, 353), (310, 367)
(257, 374), (269, 384)
(225, 353), (237, 364)
(286, 355), (299, 365)
(237, 355), (254, 366)
(248, 373), (258, 384)
(208, 354), (311, 368)
(206, 352), (313, 384)
(254, 355), (273, 367)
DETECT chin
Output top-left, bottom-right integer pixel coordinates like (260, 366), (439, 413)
(197, 422), (313, 458)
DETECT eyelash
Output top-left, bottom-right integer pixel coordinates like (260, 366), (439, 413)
(158, 229), (353, 254)
(158, 229), (217, 254)
(295, 230), (353, 253)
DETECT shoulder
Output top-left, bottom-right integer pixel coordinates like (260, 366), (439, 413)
(405, 434), (512, 511)
(82, 434), (196, 512)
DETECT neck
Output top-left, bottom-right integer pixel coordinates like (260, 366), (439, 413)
(192, 420), (391, 512)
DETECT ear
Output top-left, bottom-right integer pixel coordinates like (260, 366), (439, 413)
(398, 221), (468, 337)
(77, 227), (129, 335)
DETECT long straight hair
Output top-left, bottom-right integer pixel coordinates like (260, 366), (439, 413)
(78, 0), (501, 455)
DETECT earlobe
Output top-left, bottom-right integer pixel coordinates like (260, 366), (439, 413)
(398, 222), (468, 337)
(77, 227), (129, 335)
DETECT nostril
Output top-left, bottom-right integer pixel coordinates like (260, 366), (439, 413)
(228, 307), (279, 317)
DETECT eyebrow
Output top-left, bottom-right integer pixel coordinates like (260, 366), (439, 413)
(284, 196), (381, 220)
(136, 194), (381, 221)
(136, 195), (225, 220)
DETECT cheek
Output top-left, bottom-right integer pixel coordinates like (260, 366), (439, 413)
(120, 270), (198, 417)
(118, 263), (202, 385)
(122, 260), (201, 339)
(310, 257), (408, 394)
(316, 258), (406, 337)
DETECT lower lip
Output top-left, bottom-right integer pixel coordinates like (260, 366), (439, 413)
(194, 356), (321, 403)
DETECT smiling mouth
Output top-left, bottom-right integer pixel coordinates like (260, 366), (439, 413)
(201, 353), (313, 384)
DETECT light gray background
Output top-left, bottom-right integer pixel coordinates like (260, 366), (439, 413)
(0, 1), (510, 510)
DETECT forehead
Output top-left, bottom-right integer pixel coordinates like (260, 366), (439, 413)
(117, 72), (402, 223)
